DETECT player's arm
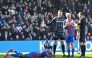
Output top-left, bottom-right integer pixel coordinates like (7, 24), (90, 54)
(44, 43), (47, 49)
(85, 26), (88, 35)
(76, 30), (80, 40)
(63, 20), (67, 29)
(71, 21), (78, 28)
(46, 18), (55, 26)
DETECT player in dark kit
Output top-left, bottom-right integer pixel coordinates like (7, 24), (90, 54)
(46, 10), (66, 57)
(78, 12), (86, 58)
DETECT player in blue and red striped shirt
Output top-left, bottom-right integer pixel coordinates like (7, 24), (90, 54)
(4, 48), (53, 58)
(64, 13), (77, 57)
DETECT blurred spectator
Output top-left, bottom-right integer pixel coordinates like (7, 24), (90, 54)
(0, 0), (92, 41)
(32, 32), (37, 40)
(42, 35), (48, 40)
(8, 32), (13, 40)
(47, 32), (51, 40)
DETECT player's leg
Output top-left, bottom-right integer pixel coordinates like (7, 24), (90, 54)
(13, 50), (21, 54)
(9, 49), (22, 57)
(66, 36), (71, 57)
(8, 53), (21, 57)
(78, 41), (81, 54)
(70, 35), (75, 57)
(79, 42), (86, 58)
(53, 39), (57, 57)
(67, 42), (71, 57)
(4, 48), (13, 58)
(8, 50), (22, 57)
(53, 34), (58, 57)
(79, 35), (86, 58)
(60, 36), (66, 57)
(71, 42), (74, 57)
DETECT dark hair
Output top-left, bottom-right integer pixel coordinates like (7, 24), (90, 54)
(19, 55), (26, 58)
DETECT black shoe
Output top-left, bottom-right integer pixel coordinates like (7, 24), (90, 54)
(63, 54), (66, 57)
(53, 54), (55, 57)
(79, 56), (85, 58)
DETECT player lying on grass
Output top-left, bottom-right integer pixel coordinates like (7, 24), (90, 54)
(4, 48), (53, 58)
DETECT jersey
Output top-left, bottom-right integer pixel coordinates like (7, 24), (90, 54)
(78, 17), (86, 35)
(46, 17), (64, 34)
(78, 17), (86, 42)
(78, 26), (87, 42)
(64, 19), (75, 43)
(64, 19), (75, 36)
(25, 51), (52, 58)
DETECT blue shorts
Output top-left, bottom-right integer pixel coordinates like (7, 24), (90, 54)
(25, 52), (37, 58)
(66, 35), (74, 43)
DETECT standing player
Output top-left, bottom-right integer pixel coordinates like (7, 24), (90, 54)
(78, 12), (86, 58)
(4, 48), (53, 58)
(46, 10), (66, 57)
(63, 13), (77, 57)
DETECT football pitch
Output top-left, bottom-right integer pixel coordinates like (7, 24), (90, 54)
(0, 52), (92, 58)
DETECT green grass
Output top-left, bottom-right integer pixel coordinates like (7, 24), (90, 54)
(0, 52), (92, 58)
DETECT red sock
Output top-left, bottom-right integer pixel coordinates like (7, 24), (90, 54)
(4, 52), (9, 58)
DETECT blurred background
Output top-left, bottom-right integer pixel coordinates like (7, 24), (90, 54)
(0, 0), (92, 41)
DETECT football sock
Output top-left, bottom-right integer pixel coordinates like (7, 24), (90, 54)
(72, 48), (74, 56)
(53, 45), (56, 55)
(80, 45), (83, 56)
(83, 45), (86, 56)
(68, 49), (70, 56)
(62, 45), (65, 54)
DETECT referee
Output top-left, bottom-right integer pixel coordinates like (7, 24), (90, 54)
(46, 10), (66, 57)
(78, 12), (86, 58)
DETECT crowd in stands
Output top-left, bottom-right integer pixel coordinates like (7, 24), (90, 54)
(0, 0), (92, 41)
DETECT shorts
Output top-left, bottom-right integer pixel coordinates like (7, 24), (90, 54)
(79, 33), (85, 42)
(54, 33), (65, 40)
(66, 35), (74, 43)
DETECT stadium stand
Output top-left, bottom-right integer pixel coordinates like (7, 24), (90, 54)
(0, 0), (92, 40)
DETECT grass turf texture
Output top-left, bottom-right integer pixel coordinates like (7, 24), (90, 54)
(0, 52), (92, 58)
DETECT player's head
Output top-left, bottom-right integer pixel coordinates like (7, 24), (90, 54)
(78, 12), (84, 18)
(58, 10), (63, 17)
(66, 13), (71, 20)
